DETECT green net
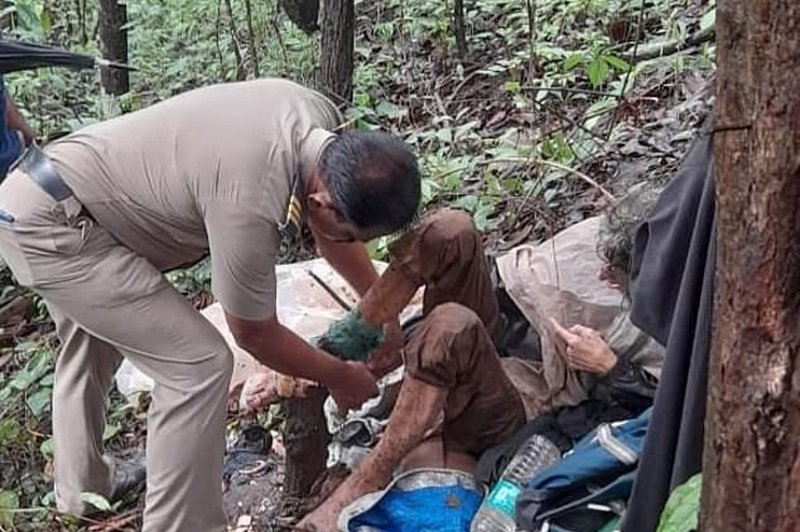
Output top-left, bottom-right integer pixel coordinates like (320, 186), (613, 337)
(315, 310), (384, 362)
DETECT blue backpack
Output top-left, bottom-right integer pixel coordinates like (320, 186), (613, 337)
(515, 408), (652, 531)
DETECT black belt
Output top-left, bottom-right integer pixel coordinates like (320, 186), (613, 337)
(11, 145), (74, 201)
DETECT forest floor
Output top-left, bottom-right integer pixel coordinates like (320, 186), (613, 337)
(0, 0), (715, 530)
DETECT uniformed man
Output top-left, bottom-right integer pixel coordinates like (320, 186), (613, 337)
(0, 78), (420, 531)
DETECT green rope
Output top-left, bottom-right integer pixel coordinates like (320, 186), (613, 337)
(315, 310), (384, 362)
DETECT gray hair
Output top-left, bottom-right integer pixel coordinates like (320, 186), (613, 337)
(598, 183), (662, 276)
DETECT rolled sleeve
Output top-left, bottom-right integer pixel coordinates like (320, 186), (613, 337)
(205, 201), (279, 321)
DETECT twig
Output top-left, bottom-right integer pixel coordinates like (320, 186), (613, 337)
(308, 271), (353, 312)
(623, 25), (715, 62)
(485, 157), (616, 202)
(445, 68), (482, 111)
(530, 98), (609, 146)
(521, 85), (620, 97)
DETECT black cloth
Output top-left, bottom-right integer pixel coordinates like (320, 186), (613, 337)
(0, 38), (94, 73)
(475, 399), (646, 488)
(620, 117), (716, 532)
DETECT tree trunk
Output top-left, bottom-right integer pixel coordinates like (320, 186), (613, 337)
(98, 0), (128, 95)
(282, 388), (331, 497)
(318, 0), (355, 104)
(453, 0), (467, 62)
(280, 0), (320, 34)
(701, 1), (800, 531)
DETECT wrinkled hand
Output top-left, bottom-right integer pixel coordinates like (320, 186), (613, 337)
(328, 361), (379, 411)
(367, 319), (403, 378)
(550, 318), (618, 375)
(239, 370), (318, 414)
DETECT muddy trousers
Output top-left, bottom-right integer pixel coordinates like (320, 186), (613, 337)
(0, 171), (231, 532)
(389, 209), (527, 456)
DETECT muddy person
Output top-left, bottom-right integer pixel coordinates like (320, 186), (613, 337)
(0, 78), (420, 532)
(298, 199), (663, 530)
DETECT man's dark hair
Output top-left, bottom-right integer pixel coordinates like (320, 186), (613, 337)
(319, 130), (421, 232)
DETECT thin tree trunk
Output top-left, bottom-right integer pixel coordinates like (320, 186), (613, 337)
(243, 0), (260, 78)
(318, 0), (355, 104)
(99, 0), (128, 95)
(279, 0), (320, 34)
(223, 0), (245, 80)
(701, 1), (800, 531)
(282, 388), (331, 497)
(74, 0), (87, 45)
(453, 0), (467, 62)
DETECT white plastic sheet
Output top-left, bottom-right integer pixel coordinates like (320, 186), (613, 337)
(114, 258), (424, 403)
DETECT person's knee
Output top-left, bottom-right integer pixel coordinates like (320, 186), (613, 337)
(190, 336), (234, 392)
(405, 303), (490, 391)
(425, 302), (484, 336)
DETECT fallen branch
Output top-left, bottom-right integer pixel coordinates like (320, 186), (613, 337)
(484, 157), (616, 202)
(624, 26), (715, 62)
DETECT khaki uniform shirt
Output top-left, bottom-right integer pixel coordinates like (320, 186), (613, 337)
(45, 79), (343, 320)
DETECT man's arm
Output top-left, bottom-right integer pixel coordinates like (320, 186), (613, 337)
(225, 313), (377, 410)
(311, 229), (379, 297)
(312, 229), (406, 377)
(5, 93), (34, 145)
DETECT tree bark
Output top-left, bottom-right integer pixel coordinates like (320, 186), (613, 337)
(318, 0), (355, 104)
(282, 388), (331, 497)
(701, 1), (800, 531)
(453, 0), (467, 62)
(98, 0), (128, 95)
(243, 0), (260, 78)
(280, 0), (320, 34)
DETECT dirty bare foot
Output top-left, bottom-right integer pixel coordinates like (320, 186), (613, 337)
(296, 497), (348, 531)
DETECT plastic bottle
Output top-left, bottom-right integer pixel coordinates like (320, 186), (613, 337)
(471, 434), (561, 531)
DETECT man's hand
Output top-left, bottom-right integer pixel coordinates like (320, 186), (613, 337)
(327, 361), (379, 411)
(550, 318), (618, 375)
(239, 371), (317, 414)
(367, 319), (403, 378)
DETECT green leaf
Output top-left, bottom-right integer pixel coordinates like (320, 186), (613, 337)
(434, 128), (453, 144)
(700, 6), (716, 32)
(587, 58), (610, 88)
(26, 387), (51, 417)
(0, 418), (21, 445)
(0, 489), (19, 530)
(40, 437), (55, 459)
(375, 100), (407, 120)
(80, 492), (111, 512)
(603, 54), (630, 72)
(564, 52), (583, 70)
(103, 423), (121, 442)
(657, 473), (702, 532)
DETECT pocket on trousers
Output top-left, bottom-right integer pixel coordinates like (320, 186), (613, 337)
(49, 198), (93, 256)
(50, 216), (93, 256)
(0, 226), (35, 287)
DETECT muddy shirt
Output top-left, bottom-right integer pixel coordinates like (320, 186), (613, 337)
(46, 79), (343, 320)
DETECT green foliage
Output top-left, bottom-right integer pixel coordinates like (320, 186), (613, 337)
(657, 473), (702, 532)
(0, 489), (20, 530)
(79, 491), (111, 512)
(166, 258), (211, 297)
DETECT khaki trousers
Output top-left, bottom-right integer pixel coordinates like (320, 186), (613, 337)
(0, 170), (231, 532)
